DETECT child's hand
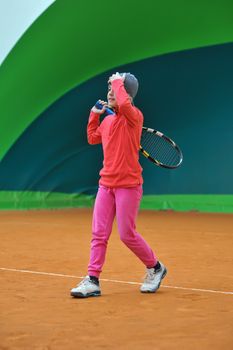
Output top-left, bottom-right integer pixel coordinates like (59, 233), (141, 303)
(108, 72), (125, 83)
(91, 100), (108, 114)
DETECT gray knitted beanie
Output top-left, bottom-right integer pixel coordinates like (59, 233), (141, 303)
(121, 73), (139, 99)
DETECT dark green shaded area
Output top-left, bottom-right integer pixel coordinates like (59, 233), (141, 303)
(0, 44), (232, 198)
(0, 0), (233, 160)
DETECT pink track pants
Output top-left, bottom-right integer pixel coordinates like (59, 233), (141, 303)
(88, 185), (157, 277)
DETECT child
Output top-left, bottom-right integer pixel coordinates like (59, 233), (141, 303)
(71, 72), (167, 298)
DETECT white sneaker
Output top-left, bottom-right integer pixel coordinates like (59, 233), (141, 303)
(140, 262), (167, 293)
(70, 276), (101, 298)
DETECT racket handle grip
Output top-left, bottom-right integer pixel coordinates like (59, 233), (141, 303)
(95, 101), (114, 115)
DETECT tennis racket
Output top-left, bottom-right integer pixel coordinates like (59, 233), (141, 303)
(95, 101), (183, 169)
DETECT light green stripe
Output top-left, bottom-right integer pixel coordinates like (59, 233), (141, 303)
(0, 0), (233, 160)
(140, 195), (233, 213)
(0, 191), (94, 210)
(0, 192), (232, 213)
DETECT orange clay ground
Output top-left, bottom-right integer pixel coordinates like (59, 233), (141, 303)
(0, 209), (233, 350)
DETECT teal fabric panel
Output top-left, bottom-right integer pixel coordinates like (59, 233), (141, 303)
(0, 44), (232, 195)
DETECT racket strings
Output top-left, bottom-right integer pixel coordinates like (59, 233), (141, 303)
(141, 130), (180, 166)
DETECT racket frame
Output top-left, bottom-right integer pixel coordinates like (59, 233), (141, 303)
(140, 126), (183, 169)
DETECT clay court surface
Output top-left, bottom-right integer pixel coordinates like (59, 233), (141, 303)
(0, 209), (233, 349)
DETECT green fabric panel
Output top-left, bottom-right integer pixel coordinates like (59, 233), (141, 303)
(140, 195), (233, 213)
(0, 192), (232, 213)
(0, 1), (233, 160)
(0, 191), (94, 210)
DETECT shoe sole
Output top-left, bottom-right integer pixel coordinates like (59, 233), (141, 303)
(70, 291), (101, 298)
(140, 268), (167, 293)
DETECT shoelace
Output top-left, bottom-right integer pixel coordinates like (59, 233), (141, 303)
(77, 277), (90, 287)
(144, 267), (163, 283)
(143, 270), (155, 283)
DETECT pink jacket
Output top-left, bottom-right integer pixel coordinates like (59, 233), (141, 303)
(87, 79), (143, 188)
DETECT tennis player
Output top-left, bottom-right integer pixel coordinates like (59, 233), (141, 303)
(71, 72), (167, 298)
